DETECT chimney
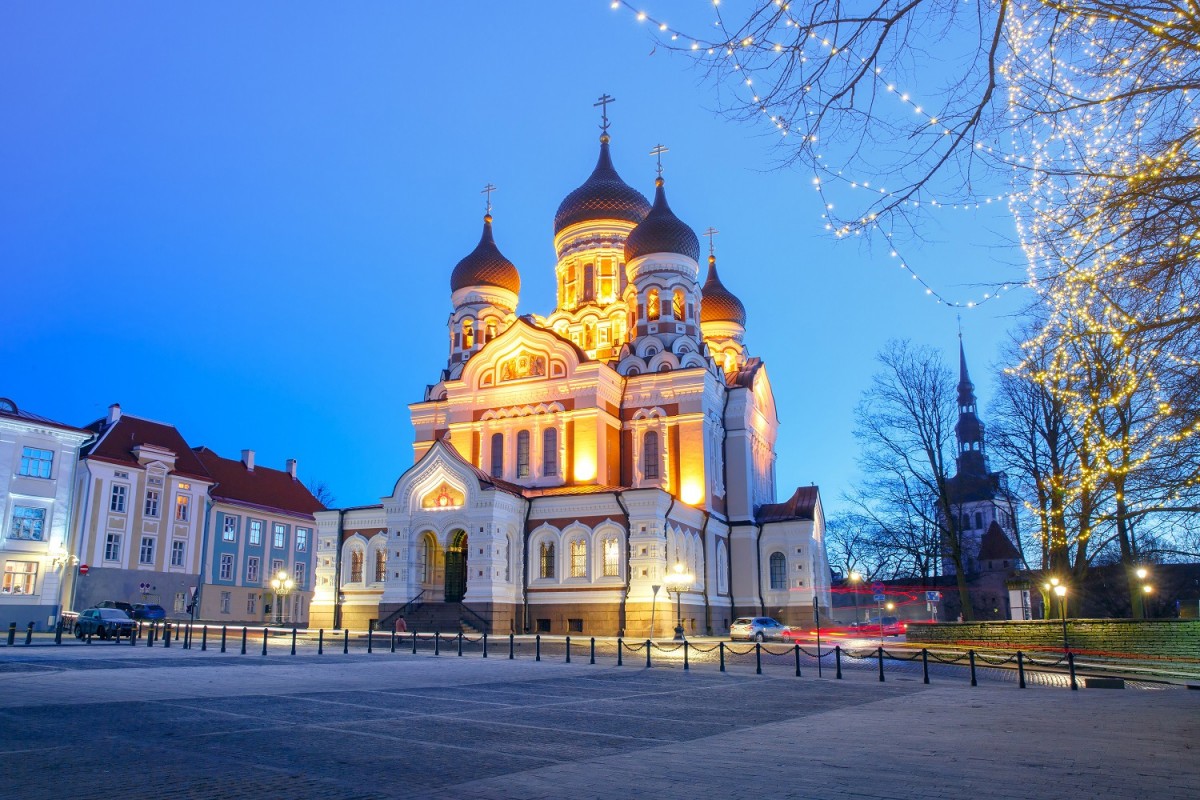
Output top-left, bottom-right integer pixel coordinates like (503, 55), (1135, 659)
(107, 403), (122, 426)
(286, 458), (298, 479)
(241, 449), (255, 471)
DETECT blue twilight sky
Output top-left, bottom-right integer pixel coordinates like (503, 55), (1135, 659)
(1, 2), (1026, 511)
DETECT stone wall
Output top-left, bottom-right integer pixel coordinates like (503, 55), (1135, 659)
(903, 618), (1200, 658)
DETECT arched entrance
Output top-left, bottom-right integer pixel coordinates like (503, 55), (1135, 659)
(444, 529), (468, 602)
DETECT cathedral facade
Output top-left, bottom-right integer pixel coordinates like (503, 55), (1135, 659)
(309, 128), (831, 637)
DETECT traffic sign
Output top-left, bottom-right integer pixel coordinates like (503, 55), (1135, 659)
(926, 591), (942, 602)
(79, 564), (89, 575)
(871, 581), (884, 593)
(873, 593), (886, 603)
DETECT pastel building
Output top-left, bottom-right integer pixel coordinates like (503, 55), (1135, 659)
(193, 446), (323, 625)
(0, 398), (91, 629)
(311, 123), (832, 635)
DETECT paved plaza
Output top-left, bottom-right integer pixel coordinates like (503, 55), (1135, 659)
(0, 644), (1196, 799)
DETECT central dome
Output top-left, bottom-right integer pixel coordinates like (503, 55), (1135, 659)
(554, 136), (651, 234)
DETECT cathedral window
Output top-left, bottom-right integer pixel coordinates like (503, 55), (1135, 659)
(490, 433), (504, 478)
(542, 428), (558, 476)
(566, 265), (577, 307)
(717, 540), (729, 594)
(646, 289), (660, 321)
(374, 549), (387, 583)
(350, 549), (363, 583)
(643, 430), (660, 480)
(517, 430), (531, 479)
(975, 511), (983, 529)
(961, 513), (970, 531)
(462, 320), (474, 350)
(769, 552), (786, 590)
(485, 320), (497, 342)
(585, 323), (596, 349)
(422, 534), (436, 584)
(602, 538), (620, 577)
(539, 542), (555, 579)
(599, 258), (614, 301)
(673, 289), (685, 320)
(583, 263), (595, 302)
(570, 539), (587, 578)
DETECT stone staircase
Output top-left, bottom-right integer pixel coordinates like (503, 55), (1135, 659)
(378, 601), (483, 634)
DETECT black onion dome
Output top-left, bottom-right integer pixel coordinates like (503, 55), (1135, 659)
(554, 136), (651, 234)
(700, 255), (746, 327)
(623, 177), (701, 263)
(450, 214), (521, 294)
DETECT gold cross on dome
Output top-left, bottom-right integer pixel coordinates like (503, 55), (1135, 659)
(650, 143), (669, 176)
(481, 183), (497, 214)
(594, 93), (615, 132)
(703, 227), (719, 255)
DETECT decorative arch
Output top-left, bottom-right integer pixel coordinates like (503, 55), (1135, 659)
(717, 539), (729, 595)
(562, 524), (590, 580)
(769, 551), (787, 590)
(342, 533), (369, 585)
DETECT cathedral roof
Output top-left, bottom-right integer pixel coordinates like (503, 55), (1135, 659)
(977, 521), (1021, 561)
(623, 177), (700, 263)
(700, 255), (746, 326)
(450, 214), (521, 294)
(554, 136), (650, 234)
(725, 357), (763, 388)
(757, 485), (819, 523)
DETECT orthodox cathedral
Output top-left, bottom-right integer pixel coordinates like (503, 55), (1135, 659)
(309, 118), (831, 637)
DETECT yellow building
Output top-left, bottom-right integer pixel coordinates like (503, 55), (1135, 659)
(311, 125), (830, 636)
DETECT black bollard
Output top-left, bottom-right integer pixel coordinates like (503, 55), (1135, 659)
(367, 628), (373, 654)
(922, 649), (929, 684)
(130, 626), (136, 646)
(221, 626), (227, 653)
(1068, 652), (1078, 691)
(719, 641), (725, 672)
(589, 637), (595, 665)
(241, 627), (247, 655)
(794, 643), (801, 677)
(318, 629), (324, 655)
(164, 623), (172, 648)
(55, 620), (62, 645)
(508, 633), (514, 660)
(412, 630), (418, 654)
(755, 641), (762, 675)
(617, 637), (623, 666)
(434, 632), (440, 656)
(482, 632), (488, 658)
(261, 627), (268, 656)
(6, 622), (15, 645)
(147, 626), (154, 647)
(835, 645), (842, 679)
(390, 630), (396, 653)
(645, 639), (651, 668)
(291, 627), (297, 656)
(202, 626), (208, 651)
(877, 646), (885, 682)
(684, 640), (690, 671)
(565, 635), (571, 663)
(969, 649), (977, 686)
(535, 634), (540, 661)
(343, 629), (349, 655)
(457, 632), (463, 657)
(25, 622), (34, 645)
(1017, 651), (1026, 688)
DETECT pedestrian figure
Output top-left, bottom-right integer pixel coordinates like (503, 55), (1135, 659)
(395, 616), (407, 633)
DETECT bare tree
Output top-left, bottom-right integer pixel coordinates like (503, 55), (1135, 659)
(306, 479), (336, 509)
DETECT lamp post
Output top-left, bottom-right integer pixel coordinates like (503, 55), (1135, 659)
(1136, 567), (1153, 618)
(270, 570), (295, 626)
(1053, 583), (1068, 651)
(849, 571), (862, 624)
(649, 584), (661, 640)
(50, 545), (79, 625)
(664, 563), (694, 641)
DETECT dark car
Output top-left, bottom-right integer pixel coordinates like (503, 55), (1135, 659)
(95, 600), (134, 615)
(130, 603), (166, 621)
(74, 608), (135, 640)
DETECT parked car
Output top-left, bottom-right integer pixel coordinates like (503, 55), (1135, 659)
(730, 617), (790, 642)
(74, 608), (135, 640)
(876, 616), (908, 637)
(130, 603), (166, 621)
(95, 600), (134, 616)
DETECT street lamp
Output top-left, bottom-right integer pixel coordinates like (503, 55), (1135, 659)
(1053, 583), (1068, 651)
(849, 571), (862, 624)
(663, 563), (694, 641)
(270, 570), (295, 626)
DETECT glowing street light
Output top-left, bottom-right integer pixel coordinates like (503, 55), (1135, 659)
(270, 570), (295, 626)
(849, 571), (862, 624)
(663, 562), (694, 641)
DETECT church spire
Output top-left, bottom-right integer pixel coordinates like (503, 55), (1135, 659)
(954, 336), (987, 476)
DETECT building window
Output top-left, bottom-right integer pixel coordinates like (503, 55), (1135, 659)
(462, 318), (474, 349)
(490, 433), (504, 478)
(8, 506), (46, 540)
(569, 539), (587, 578)
(643, 430), (660, 480)
(296, 528), (308, 552)
(350, 550), (363, 582)
(536, 618), (551, 633)
(975, 511), (984, 529)
(110, 485), (127, 513)
(599, 258), (615, 301)
(247, 594), (257, 615)
(769, 552), (786, 590)
(568, 618), (583, 633)
(222, 516), (237, 542)
(219, 554), (233, 581)
(2, 561), (37, 595)
(539, 542), (555, 579)
(273, 524), (286, 549)
(542, 428), (558, 476)
(271, 559), (284, 576)
(294, 562), (306, 588)
(374, 550), (387, 583)
(220, 592), (231, 614)
(673, 289), (685, 320)
(19, 447), (53, 478)
(583, 262), (594, 301)
(144, 490), (160, 518)
(516, 430), (531, 479)
(247, 557), (260, 583)
(647, 289), (660, 321)
(139, 537), (155, 565)
(174, 592), (186, 613)
(104, 533), (122, 562)
(170, 540), (185, 567)
(603, 538), (620, 577)
(249, 520), (262, 546)
(175, 494), (189, 522)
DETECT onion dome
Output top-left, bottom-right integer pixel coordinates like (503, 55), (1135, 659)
(624, 177), (701, 263)
(554, 135), (651, 234)
(700, 255), (746, 327)
(450, 214), (521, 294)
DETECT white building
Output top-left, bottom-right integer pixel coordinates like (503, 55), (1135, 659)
(0, 397), (91, 630)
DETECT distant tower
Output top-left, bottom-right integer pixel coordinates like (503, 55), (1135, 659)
(955, 338), (987, 476)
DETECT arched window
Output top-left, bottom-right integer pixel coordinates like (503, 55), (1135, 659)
(421, 535), (435, 584)
(599, 259), (615, 301)
(462, 320), (474, 349)
(374, 549), (387, 583)
(975, 511), (984, 529)
(491, 433), (504, 478)
(647, 289), (660, 321)
(542, 428), (558, 476)
(570, 539), (587, 578)
(566, 264), (577, 307)
(673, 289), (685, 320)
(350, 549), (364, 583)
(643, 430), (660, 480)
(769, 552), (786, 590)
(516, 430), (531, 479)
(539, 542), (555, 579)
(602, 537), (620, 577)
(504, 535), (512, 582)
(485, 320), (497, 342)
(717, 540), (729, 594)
(583, 263), (595, 301)
(584, 322), (595, 349)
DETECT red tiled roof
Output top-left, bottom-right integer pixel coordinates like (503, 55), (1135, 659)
(193, 446), (325, 517)
(80, 415), (210, 481)
(758, 485), (819, 523)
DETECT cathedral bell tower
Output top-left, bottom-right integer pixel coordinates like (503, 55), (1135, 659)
(955, 338), (988, 477)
